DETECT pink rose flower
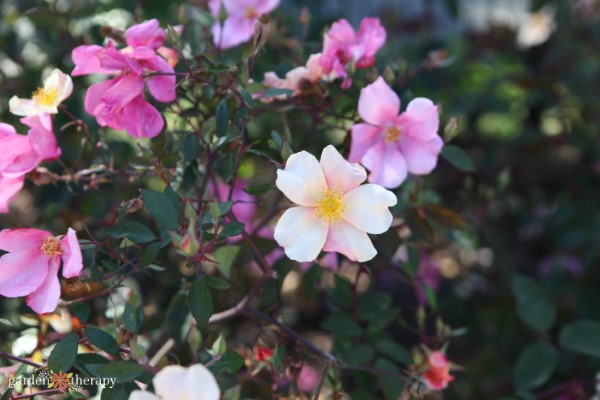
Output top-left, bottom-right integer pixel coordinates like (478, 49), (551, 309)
(71, 19), (176, 138)
(349, 77), (442, 188)
(320, 18), (386, 88)
(0, 228), (83, 314)
(209, 0), (280, 49)
(423, 351), (455, 391)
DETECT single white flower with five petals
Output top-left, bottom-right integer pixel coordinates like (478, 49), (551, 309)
(274, 145), (397, 263)
(128, 364), (220, 400)
(9, 69), (73, 116)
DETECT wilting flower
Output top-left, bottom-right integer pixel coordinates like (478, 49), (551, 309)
(0, 228), (83, 314)
(0, 114), (61, 213)
(423, 351), (455, 391)
(129, 364), (220, 400)
(320, 18), (386, 88)
(71, 19), (176, 138)
(349, 77), (442, 188)
(209, 0), (280, 49)
(274, 145), (397, 263)
(9, 69), (73, 116)
(255, 346), (273, 362)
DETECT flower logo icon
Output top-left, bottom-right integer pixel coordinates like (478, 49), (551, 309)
(48, 371), (73, 391)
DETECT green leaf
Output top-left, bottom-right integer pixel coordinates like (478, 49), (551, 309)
(441, 145), (475, 172)
(141, 189), (179, 232)
(376, 341), (412, 365)
(368, 307), (401, 332)
(48, 333), (78, 372)
(124, 303), (144, 334)
(223, 385), (242, 400)
(70, 302), (91, 323)
(358, 292), (392, 321)
(212, 334), (227, 355)
(512, 274), (556, 332)
(262, 88), (294, 99)
(340, 344), (374, 366)
(0, 389), (12, 400)
(188, 276), (213, 330)
(321, 313), (362, 337)
(270, 130), (283, 148)
(86, 327), (120, 357)
(107, 220), (156, 244)
(238, 87), (256, 109)
(374, 358), (405, 399)
(559, 319), (600, 357)
(329, 274), (352, 309)
(303, 264), (323, 300)
(513, 342), (557, 389)
(216, 99), (229, 136)
(243, 183), (274, 196)
(140, 242), (161, 267)
(220, 221), (245, 237)
(96, 361), (145, 384)
(166, 291), (190, 342)
(208, 351), (244, 374)
(214, 245), (241, 278)
(205, 276), (231, 290)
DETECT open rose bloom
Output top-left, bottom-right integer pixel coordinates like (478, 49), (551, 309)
(129, 364), (220, 400)
(349, 77), (443, 188)
(274, 145), (397, 263)
(0, 228), (83, 314)
(9, 69), (73, 116)
(423, 351), (455, 391)
(209, 0), (281, 49)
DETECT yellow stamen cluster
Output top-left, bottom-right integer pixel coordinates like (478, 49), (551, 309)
(41, 236), (62, 257)
(385, 126), (401, 143)
(32, 87), (58, 106)
(244, 6), (259, 19)
(315, 189), (345, 222)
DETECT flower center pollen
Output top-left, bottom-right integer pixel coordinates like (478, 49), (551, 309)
(315, 190), (345, 222)
(244, 6), (259, 19)
(32, 87), (58, 106)
(41, 236), (62, 257)
(385, 126), (401, 143)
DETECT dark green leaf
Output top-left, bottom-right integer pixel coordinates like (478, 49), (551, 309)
(513, 342), (557, 389)
(512, 274), (556, 332)
(70, 302), (91, 323)
(48, 333), (78, 372)
(107, 220), (156, 244)
(96, 361), (145, 384)
(124, 303), (144, 334)
(441, 145), (475, 172)
(216, 99), (229, 136)
(263, 88), (294, 98)
(243, 183), (274, 196)
(559, 319), (600, 357)
(140, 242), (161, 267)
(205, 276), (231, 290)
(238, 87), (256, 109)
(340, 344), (374, 366)
(166, 291), (190, 342)
(374, 358), (405, 399)
(208, 351), (244, 374)
(141, 189), (179, 232)
(220, 221), (245, 237)
(188, 276), (213, 330)
(303, 264), (323, 300)
(214, 245), (241, 278)
(376, 341), (412, 365)
(321, 313), (362, 337)
(86, 327), (120, 357)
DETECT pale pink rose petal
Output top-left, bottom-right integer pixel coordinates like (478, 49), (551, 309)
(342, 184), (396, 234)
(323, 219), (377, 262)
(208, 0), (222, 16)
(212, 15), (256, 49)
(399, 135), (443, 175)
(358, 77), (400, 126)
(71, 45), (113, 76)
(184, 364), (221, 400)
(362, 142), (408, 189)
(0, 251), (50, 297)
(274, 206), (328, 262)
(26, 258), (61, 314)
(319, 145), (366, 194)
(153, 365), (188, 399)
(276, 150), (327, 207)
(21, 114), (61, 160)
(0, 123), (17, 138)
(354, 17), (386, 64)
(125, 19), (165, 50)
(0, 228), (47, 253)
(60, 228), (83, 279)
(348, 123), (383, 163)
(0, 134), (38, 178)
(327, 19), (356, 45)
(84, 77), (120, 124)
(0, 175), (25, 213)
(142, 56), (176, 102)
(403, 98), (439, 141)
(120, 95), (164, 138)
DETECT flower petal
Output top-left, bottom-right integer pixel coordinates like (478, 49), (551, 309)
(399, 135), (443, 175)
(185, 364), (221, 400)
(125, 19), (165, 50)
(154, 365), (189, 399)
(0, 134), (39, 177)
(61, 228), (83, 279)
(44, 69), (73, 103)
(84, 77), (120, 124)
(99, 73), (145, 113)
(276, 150), (327, 207)
(274, 206), (328, 262)
(26, 258), (60, 314)
(348, 123), (383, 163)
(120, 95), (164, 138)
(141, 56), (176, 102)
(362, 141), (408, 189)
(323, 219), (377, 262)
(21, 114), (61, 160)
(211, 15), (256, 49)
(343, 184), (396, 234)
(319, 145), (366, 194)
(403, 98), (439, 141)
(0, 175), (25, 213)
(128, 392), (160, 400)
(358, 77), (399, 125)
(355, 17), (387, 61)
(0, 251), (49, 297)
(71, 45), (113, 76)
(0, 228), (47, 252)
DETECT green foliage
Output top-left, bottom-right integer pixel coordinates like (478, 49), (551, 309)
(512, 274), (556, 332)
(86, 327), (121, 357)
(188, 276), (214, 330)
(48, 333), (78, 372)
(513, 342), (557, 389)
(559, 319), (600, 357)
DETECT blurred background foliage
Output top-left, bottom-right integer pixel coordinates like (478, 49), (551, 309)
(1, 0), (600, 399)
